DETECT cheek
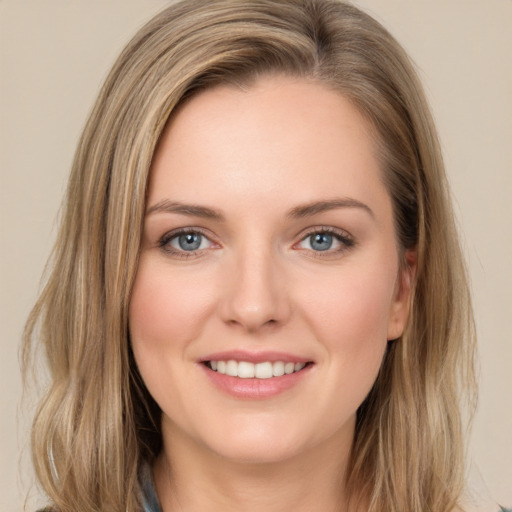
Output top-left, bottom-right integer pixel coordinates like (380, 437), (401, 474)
(296, 257), (397, 390)
(128, 257), (215, 359)
(301, 266), (396, 343)
(128, 257), (221, 422)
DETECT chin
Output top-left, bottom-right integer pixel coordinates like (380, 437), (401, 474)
(209, 436), (305, 466)
(195, 413), (349, 467)
(183, 413), (309, 464)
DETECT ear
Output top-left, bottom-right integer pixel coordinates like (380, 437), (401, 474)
(387, 248), (417, 341)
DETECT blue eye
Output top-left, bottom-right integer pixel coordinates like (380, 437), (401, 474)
(174, 232), (204, 251)
(160, 230), (213, 255)
(310, 233), (334, 251)
(297, 229), (353, 253)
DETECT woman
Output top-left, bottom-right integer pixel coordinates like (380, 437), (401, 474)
(23, 0), (484, 510)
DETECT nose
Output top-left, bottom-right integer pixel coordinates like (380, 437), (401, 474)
(218, 244), (292, 332)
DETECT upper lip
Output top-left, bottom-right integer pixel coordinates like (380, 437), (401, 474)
(199, 350), (312, 364)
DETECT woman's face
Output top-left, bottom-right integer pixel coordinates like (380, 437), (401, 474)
(129, 76), (414, 465)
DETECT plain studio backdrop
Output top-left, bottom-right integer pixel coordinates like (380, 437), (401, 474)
(1, 1), (511, 510)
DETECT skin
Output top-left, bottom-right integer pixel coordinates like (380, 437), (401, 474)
(129, 76), (415, 512)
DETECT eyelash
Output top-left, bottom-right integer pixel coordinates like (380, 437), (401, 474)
(296, 226), (355, 257)
(157, 226), (355, 259)
(158, 228), (216, 259)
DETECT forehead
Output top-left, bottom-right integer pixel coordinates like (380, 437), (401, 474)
(148, 76), (389, 220)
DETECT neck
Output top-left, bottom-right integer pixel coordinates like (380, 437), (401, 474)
(154, 421), (357, 512)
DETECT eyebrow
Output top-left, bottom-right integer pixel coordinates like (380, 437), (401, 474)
(287, 198), (374, 219)
(146, 200), (225, 220)
(146, 197), (374, 220)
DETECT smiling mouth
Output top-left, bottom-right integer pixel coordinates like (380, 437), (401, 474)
(204, 360), (311, 379)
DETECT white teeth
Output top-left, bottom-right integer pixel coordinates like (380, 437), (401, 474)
(208, 360), (308, 378)
(237, 361), (255, 378)
(272, 361), (285, 377)
(255, 362), (273, 379)
(284, 362), (295, 374)
(226, 360), (238, 377)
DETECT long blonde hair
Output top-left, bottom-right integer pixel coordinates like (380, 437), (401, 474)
(23, 1), (477, 511)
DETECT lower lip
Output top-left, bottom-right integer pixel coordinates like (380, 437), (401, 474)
(200, 363), (313, 399)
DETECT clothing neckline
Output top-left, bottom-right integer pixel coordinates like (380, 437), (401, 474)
(141, 463), (162, 512)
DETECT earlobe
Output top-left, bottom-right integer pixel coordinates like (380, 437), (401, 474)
(387, 248), (417, 341)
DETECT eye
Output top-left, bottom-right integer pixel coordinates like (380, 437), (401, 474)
(296, 228), (354, 253)
(159, 229), (215, 256)
(172, 232), (209, 251)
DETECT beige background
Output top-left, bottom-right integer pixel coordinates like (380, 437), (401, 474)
(1, 1), (511, 510)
